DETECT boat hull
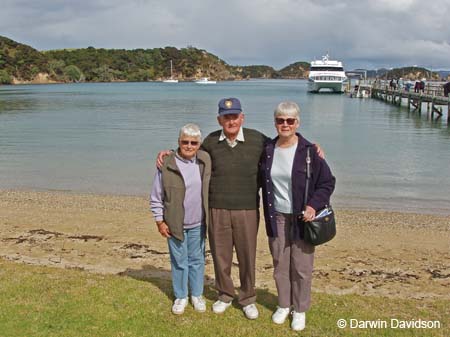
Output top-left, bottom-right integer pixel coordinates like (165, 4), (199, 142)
(308, 79), (345, 93)
(195, 80), (216, 84)
(195, 77), (216, 84)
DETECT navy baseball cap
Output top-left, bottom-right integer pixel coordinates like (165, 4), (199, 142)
(218, 97), (242, 115)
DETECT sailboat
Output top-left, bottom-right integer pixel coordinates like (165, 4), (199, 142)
(162, 60), (178, 83)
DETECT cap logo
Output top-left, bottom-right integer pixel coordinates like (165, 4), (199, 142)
(224, 100), (233, 109)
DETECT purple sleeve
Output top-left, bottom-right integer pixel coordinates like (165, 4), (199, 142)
(150, 169), (164, 221)
(307, 155), (336, 211)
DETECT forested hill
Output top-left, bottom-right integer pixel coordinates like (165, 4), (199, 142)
(2, 36), (446, 85)
(385, 67), (440, 81)
(43, 46), (234, 82)
(0, 36), (50, 83)
(278, 62), (310, 78)
(0, 36), (311, 84)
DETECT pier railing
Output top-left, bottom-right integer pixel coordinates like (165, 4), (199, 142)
(372, 80), (447, 97)
(369, 81), (450, 122)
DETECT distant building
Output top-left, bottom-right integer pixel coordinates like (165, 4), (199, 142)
(346, 69), (367, 80)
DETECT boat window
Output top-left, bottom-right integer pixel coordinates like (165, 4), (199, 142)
(312, 75), (346, 81)
(310, 67), (344, 72)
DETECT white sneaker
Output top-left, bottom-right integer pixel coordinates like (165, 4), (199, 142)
(212, 300), (232, 314)
(291, 311), (306, 331)
(172, 298), (188, 315)
(243, 303), (259, 320)
(272, 306), (290, 324)
(191, 295), (206, 312)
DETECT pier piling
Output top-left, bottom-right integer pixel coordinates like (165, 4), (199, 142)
(371, 82), (449, 123)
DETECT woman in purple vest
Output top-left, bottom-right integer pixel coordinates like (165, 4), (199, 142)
(150, 123), (211, 315)
(259, 102), (335, 331)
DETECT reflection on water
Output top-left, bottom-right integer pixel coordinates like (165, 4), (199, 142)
(0, 81), (449, 214)
(0, 96), (41, 114)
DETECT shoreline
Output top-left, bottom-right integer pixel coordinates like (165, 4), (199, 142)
(1, 189), (449, 301)
(2, 78), (309, 86)
(3, 186), (450, 217)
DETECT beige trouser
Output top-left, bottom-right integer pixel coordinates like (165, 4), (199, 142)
(208, 208), (258, 307)
(269, 212), (315, 312)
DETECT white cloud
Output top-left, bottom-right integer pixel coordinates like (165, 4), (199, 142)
(369, 0), (416, 12)
(1, 0), (450, 69)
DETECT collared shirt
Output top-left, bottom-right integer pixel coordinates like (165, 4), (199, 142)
(219, 127), (245, 148)
(150, 152), (203, 228)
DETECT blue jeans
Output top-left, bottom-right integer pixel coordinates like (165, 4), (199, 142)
(168, 225), (205, 299)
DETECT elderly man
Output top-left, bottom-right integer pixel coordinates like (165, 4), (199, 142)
(157, 98), (322, 320)
(202, 98), (266, 319)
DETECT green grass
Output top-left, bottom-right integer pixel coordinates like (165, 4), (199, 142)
(0, 259), (447, 337)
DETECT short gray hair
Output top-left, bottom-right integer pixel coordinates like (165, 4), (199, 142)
(179, 123), (202, 140)
(274, 101), (300, 119)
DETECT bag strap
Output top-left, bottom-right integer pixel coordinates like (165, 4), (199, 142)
(303, 146), (311, 211)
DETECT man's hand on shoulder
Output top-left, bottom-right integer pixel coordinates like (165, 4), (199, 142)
(156, 150), (172, 169)
(314, 144), (325, 159)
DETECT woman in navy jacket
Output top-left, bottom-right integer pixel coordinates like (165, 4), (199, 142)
(259, 101), (335, 331)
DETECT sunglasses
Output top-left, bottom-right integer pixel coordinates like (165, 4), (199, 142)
(275, 118), (297, 125)
(180, 140), (199, 146)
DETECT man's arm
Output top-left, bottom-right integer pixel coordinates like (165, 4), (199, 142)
(315, 144), (325, 159)
(156, 150), (172, 169)
(260, 131), (324, 159)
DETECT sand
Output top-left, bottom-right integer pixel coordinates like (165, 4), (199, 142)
(1, 189), (449, 300)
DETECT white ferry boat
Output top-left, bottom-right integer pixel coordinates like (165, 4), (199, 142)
(308, 54), (347, 93)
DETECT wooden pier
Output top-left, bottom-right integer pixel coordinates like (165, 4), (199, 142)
(371, 83), (450, 123)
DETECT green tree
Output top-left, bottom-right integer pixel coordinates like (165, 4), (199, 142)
(126, 69), (152, 82)
(64, 65), (83, 82)
(48, 59), (66, 79)
(93, 65), (116, 82)
(0, 69), (12, 84)
(30, 65), (40, 78)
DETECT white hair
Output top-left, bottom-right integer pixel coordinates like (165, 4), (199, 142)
(274, 101), (300, 119)
(179, 123), (202, 139)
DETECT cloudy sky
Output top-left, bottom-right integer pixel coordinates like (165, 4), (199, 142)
(1, 0), (450, 70)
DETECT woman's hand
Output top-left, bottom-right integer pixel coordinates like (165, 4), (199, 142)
(302, 206), (316, 222)
(156, 221), (172, 238)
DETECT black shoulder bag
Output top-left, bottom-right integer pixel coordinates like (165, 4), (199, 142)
(302, 146), (336, 246)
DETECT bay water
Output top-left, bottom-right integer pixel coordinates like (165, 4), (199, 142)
(1, 80), (449, 214)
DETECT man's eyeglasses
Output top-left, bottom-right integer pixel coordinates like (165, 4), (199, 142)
(275, 118), (297, 125)
(180, 140), (199, 146)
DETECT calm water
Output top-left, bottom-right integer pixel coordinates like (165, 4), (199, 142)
(1, 80), (449, 214)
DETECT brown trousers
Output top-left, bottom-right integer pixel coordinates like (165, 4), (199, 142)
(208, 208), (258, 307)
(269, 212), (315, 312)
